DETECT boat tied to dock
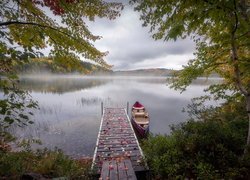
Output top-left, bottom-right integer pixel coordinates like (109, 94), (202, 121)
(131, 101), (149, 138)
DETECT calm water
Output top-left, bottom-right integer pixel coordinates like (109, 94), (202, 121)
(6, 75), (222, 158)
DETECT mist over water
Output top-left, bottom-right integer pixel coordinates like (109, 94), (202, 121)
(5, 75), (222, 158)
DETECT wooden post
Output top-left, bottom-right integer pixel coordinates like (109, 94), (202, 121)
(101, 102), (103, 115)
(127, 102), (129, 114)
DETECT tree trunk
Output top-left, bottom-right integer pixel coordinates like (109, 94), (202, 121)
(230, 7), (250, 155)
(245, 95), (250, 154)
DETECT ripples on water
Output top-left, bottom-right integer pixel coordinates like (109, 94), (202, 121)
(3, 75), (222, 158)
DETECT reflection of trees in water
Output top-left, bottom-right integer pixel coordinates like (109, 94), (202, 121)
(8, 103), (67, 141)
(191, 78), (223, 86)
(8, 118), (65, 143)
(39, 104), (62, 115)
(18, 77), (110, 94)
(17, 76), (168, 94)
(76, 97), (102, 107)
(117, 77), (167, 84)
(76, 97), (112, 107)
(109, 77), (222, 85)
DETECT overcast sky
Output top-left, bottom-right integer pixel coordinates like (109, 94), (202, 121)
(87, 2), (196, 71)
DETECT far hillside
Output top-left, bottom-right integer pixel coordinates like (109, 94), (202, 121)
(113, 68), (176, 76)
(111, 68), (220, 77)
(14, 57), (110, 74)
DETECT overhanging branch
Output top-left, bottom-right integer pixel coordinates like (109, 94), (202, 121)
(0, 20), (99, 57)
(0, 21), (65, 35)
(1, 21), (91, 46)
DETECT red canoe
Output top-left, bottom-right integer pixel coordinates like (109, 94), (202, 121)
(131, 101), (149, 138)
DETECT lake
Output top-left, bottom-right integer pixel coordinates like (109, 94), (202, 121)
(6, 75), (222, 158)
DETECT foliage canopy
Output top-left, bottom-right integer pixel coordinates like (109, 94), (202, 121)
(0, 0), (123, 70)
(131, 0), (249, 91)
(131, 0), (250, 149)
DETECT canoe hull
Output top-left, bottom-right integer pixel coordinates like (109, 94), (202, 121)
(131, 117), (149, 138)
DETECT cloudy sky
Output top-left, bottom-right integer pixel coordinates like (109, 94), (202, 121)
(87, 2), (196, 71)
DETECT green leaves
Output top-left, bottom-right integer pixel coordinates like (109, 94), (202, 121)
(0, 73), (38, 131)
(0, 89), (37, 129)
(131, 0), (250, 96)
(4, 117), (14, 125)
(143, 110), (249, 179)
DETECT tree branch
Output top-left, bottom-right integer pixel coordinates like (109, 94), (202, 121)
(0, 21), (88, 49)
(232, 0), (238, 35)
(231, 0), (249, 96)
(0, 21), (60, 32)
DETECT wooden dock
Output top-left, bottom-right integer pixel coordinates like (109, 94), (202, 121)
(92, 107), (147, 179)
(100, 159), (137, 179)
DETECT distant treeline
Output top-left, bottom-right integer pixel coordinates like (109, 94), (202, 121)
(14, 57), (110, 74)
(14, 57), (220, 77)
(113, 68), (176, 76)
(112, 69), (219, 77)
(14, 57), (177, 76)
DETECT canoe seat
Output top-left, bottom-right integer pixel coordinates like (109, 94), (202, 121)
(134, 117), (149, 125)
(132, 111), (148, 118)
(134, 112), (146, 116)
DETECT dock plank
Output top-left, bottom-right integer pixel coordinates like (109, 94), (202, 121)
(101, 159), (137, 180)
(100, 161), (109, 180)
(109, 160), (117, 180)
(124, 159), (137, 180)
(118, 160), (128, 180)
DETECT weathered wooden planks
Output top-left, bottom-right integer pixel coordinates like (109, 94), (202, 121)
(92, 108), (146, 176)
(100, 159), (137, 180)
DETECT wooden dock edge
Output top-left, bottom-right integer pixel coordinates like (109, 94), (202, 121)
(91, 106), (105, 171)
(124, 108), (148, 170)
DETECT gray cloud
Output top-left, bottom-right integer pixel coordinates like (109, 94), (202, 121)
(87, 4), (196, 70)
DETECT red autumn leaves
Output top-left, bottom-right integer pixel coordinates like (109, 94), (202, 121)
(32, 0), (76, 15)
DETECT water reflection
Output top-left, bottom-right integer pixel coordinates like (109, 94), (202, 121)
(19, 75), (110, 94)
(7, 76), (222, 158)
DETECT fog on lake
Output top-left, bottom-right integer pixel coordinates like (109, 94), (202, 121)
(4, 75), (222, 158)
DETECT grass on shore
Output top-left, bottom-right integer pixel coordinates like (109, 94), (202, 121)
(0, 146), (92, 179)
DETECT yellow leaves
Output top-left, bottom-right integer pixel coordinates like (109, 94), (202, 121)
(1, 0), (123, 70)
(8, 24), (46, 50)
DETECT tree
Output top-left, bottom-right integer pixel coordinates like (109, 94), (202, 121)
(130, 0), (250, 152)
(0, 0), (122, 137)
(0, 0), (123, 69)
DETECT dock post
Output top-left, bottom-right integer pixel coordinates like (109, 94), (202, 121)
(101, 102), (103, 115)
(127, 102), (129, 114)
